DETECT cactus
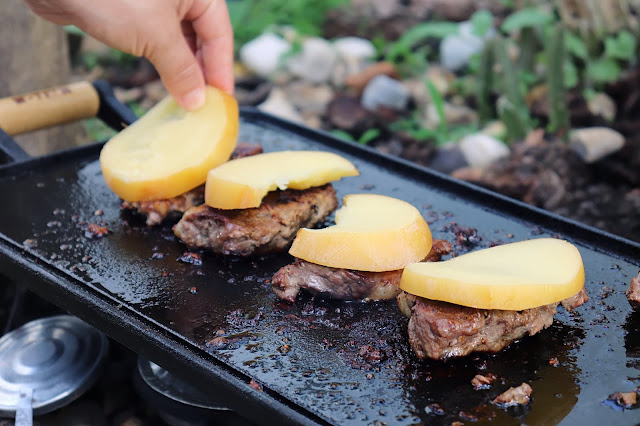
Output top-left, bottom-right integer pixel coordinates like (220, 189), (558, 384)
(547, 24), (569, 137)
(497, 97), (529, 143)
(518, 27), (537, 73)
(476, 39), (495, 123)
(493, 36), (532, 143)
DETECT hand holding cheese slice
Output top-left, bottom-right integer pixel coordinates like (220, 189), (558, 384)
(100, 86), (238, 202)
(400, 238), (585, 310)
(205, 151), (359, 209)
(289, 194), (433, 272)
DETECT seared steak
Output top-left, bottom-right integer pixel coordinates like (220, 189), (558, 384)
(173, 184), (338, 256)
(626, 272), (640, 310)
(271, 239), (452, 302)
(493, 383), (532, 406)
(121, 143), (263, 226)
(398, 288), (588, 360)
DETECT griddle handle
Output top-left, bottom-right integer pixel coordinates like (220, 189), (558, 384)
(0, 129), (30, 163)
(92, 79), (138, 130)
(0, 81), (101, 137)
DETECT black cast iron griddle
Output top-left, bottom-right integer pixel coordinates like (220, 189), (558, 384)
(1, 109), (639, 425)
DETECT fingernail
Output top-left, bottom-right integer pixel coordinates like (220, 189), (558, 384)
(181, 88), (206, 110)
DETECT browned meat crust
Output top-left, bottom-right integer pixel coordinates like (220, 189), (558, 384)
(120, 143), (263, 226)
(471, 373), (497, 390)
(626, 272), (640, 310)
(122, 185), (205, 226)
(400, 287), (588, 360)
(271, 239), (453, 302)
(493, 383), (532, 406)
(173, 184), (338, 256)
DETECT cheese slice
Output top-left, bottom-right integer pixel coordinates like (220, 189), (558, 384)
(100, 86), (238, 202)
(400, 238), (585, 310)
(289, 194), (432, 272)
(205, 151), (359, 209)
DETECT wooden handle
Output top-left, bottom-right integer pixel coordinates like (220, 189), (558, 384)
(0, 81), (100, 136)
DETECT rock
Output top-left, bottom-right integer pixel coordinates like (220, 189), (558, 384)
(440, 20), (494, 72)
(258, 88), (304, 124)
(361, 75), (410, 112)
(428, 144), (469, 174)
(234, 77), (272, 106)
(333, 37), (376, 62)
(327, 95), (375, 132)
(283, 82), (334, 115)
(240, 33), (291, 78)
(345, 62), (399, 94)
(286, 37), (338, 83)
(423, 102), (478, 129)
(459, 133), (510, 168)
(587, 92), (617, 122)
(481, 121), (507, 140)
(569, 127), (625, 163)
(403, 66), (455, 107)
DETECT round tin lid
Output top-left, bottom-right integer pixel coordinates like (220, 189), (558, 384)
(0, 315), (108, 416)
(137, 357), (229, 411)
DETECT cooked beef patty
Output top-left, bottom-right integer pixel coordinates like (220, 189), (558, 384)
(121, 143), (263, 226)
(173, 184), (338, 256)
(271, 239), (452, 302)
(627, 272), (640, 310)
(398, 288), (588, 360)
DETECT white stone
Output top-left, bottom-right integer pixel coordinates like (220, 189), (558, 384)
(361, 75), (410, 111)
(440, 20), (495, 72)
(587, 92), (617, 122)
(240, 33), (291, 78)
(570, 127), (625, 163)
(333, 37), (376, 62)
(284, 82), (334, 115)
(459, 133), (510, 168)
(286, 37), (338, 83)
(257, 88), (305, 125)
(423, 102), (477, 129)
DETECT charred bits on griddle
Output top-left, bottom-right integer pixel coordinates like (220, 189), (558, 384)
(445, 222), (481, 250)
(177, 251), (202, 265)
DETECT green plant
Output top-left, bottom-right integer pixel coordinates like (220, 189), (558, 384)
(331, 128), (381, 145)
(227, 0), (348, 53)
(546, 24), (569, 135)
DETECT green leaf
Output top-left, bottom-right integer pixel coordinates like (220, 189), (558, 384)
(471, 10), (493, 37)
(587, 58), (621, 83)
(358, 128), (381, 145)
(331, 130), (355, 142)
(604, 31), (636, 61)
(501, 8), (553, 33)
(564, 31), (588, 60)
(564, 59), (579, 89)
(399, 22), (458, 46)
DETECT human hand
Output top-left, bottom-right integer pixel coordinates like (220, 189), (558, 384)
(23, 0), (234, 110)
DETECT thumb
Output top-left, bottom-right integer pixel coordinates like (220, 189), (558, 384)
(145, 28), (206, 111)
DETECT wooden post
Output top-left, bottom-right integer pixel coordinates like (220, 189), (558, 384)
(0, 1), (87, 157)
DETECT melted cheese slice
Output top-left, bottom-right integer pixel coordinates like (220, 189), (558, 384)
(400, 238), (585, 310)
(100, 86), (238, 202)
(205, 151), (359, 209)
(289, 194), (432, 272)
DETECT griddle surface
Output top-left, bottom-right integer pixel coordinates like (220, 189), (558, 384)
(1, 112), (639, 425)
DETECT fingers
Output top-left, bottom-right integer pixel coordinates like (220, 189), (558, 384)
(145, 19), (206, 110)
(192, 0), (235, 94)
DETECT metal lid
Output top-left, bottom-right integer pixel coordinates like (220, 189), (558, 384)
(137, 357), (229, 411)
(0, 315), (108, 416)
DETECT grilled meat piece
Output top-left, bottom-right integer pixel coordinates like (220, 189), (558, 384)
(493, 383), (532, 407)
(271, 239), (452, 302)
(626, 272), (640, 310)
(121, 143), (263, 226)
(173, 184), (337, 256)
(398, 288), (588, 360)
